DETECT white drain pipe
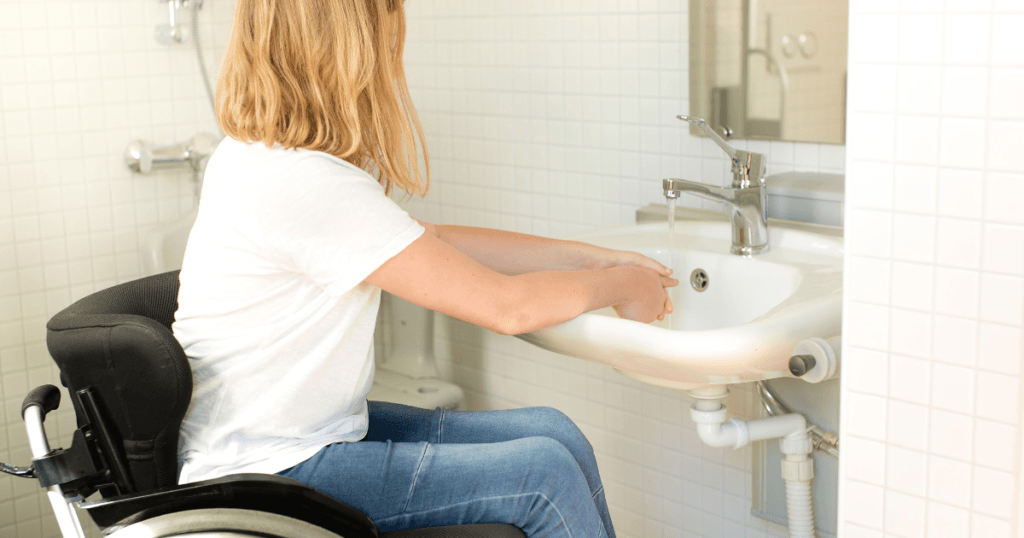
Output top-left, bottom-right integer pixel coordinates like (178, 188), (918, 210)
(782, 450), (816, 538)
(689, 387), (817, 538)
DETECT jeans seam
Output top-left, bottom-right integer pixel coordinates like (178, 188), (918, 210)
(379, 492), (577, 538)
(403, 443), (431, 513)
(435, 407), (445, 444)
(591, 485), (604, 501)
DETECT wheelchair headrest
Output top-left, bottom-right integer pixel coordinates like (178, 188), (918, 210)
(46, 270), (192, 492)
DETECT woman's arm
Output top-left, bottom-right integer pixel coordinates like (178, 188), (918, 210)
(416, 220), (673, 277)
(365, 231), (678, 336)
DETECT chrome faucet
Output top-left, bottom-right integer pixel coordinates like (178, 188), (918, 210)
(664, 115), (769, 255)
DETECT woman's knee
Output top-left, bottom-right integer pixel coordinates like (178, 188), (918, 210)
(530, 406), (571, 424)
(527, 407), (578, 436)
(518, 436), (585, 478)
(528, 407), (594, 453)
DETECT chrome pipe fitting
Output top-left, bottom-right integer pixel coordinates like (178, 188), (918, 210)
(125, 132), (219, 174)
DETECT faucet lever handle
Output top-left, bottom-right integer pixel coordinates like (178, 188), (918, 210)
(677, 115), (738, 160)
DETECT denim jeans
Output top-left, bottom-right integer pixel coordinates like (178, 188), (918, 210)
(277, 401), (615, 538)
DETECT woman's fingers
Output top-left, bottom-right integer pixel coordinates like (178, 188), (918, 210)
(648, 258), (672, 275)
(598, 248), (675, 278)
(642, 255), (672, 276)
(663, 277), (674, 320)
(658, 276), (675, 322)
(611, 250), (673, 276)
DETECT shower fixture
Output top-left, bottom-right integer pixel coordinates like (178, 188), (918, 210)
(125, 132), (219, 204)
(156, 0), (202, 45)
(129, 0), (219, 206)
(125, 133), (218, 175)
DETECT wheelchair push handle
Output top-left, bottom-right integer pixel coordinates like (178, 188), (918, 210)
(22, 384), (61, 421)
(2, 385), (61, 479)
(17, 384), (88, 537)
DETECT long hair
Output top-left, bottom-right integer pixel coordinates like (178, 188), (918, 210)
(217, 0), (429, 196)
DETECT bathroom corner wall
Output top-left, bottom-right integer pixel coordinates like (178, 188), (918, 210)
(401, 2), (843, 537)
(0, 1), (232, 536)
(841, 1), (1024, 537)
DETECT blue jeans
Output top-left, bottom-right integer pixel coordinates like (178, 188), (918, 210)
(277, 401), (615, 538)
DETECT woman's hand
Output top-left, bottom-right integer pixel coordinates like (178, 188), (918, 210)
(611, 266), (679, 323)
(592, 247), (674, 279)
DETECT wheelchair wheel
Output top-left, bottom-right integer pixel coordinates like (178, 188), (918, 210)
(105, 508), (345, 538)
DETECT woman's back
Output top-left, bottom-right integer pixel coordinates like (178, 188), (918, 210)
(173, 137), (424, 484)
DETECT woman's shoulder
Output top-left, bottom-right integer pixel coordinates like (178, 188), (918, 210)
(213, 138), (377, 186)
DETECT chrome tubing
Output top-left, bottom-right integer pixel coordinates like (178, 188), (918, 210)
(756, 381), (839, 458)
(24, 406), (87, 538)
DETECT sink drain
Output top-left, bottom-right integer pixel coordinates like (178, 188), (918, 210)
(690, 268), (709, 292)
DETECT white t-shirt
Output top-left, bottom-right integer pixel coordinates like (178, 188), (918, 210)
(173, 137), (424, 484)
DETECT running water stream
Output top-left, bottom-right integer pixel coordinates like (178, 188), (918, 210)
(666, 197), (675, 328)
(667, 197), (676, 238)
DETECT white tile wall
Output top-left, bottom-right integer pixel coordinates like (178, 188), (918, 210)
(841, 2), (1024, 538)
(0, 1), (231, 536)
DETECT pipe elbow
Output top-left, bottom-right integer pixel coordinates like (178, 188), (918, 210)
(690, 405), (748, 448)
(691, 403), (810, 451)
(696, 419), (748, 449)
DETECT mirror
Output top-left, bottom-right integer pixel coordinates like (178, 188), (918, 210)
(689, 0), (848, 144)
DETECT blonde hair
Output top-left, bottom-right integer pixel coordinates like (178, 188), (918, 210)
(217, 0), (429, 196)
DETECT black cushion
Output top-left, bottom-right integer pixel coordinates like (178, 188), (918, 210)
(46, 271), (190, 492)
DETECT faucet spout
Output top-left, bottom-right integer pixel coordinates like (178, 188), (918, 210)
(663, 178), (732, 203)
(664, 178), (769, 256)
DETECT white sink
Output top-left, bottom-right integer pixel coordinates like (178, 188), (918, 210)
(516, 219), (843, 390)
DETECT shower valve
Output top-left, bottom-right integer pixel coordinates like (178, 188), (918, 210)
(125, 133), (219, 174)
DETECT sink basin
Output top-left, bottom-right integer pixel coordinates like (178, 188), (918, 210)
(516, 219), (843, 390)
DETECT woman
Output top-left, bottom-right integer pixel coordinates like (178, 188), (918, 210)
(173, 1), (678, 536)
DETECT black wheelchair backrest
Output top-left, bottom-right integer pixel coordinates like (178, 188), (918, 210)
(45, 270), (191, 494)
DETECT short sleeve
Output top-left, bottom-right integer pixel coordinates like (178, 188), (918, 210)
(252, 156), (424, 297)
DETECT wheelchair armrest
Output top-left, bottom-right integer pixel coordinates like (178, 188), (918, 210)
(81, 473), (379, 538)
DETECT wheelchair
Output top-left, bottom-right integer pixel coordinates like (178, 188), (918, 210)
(2, 271), (527, 538)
